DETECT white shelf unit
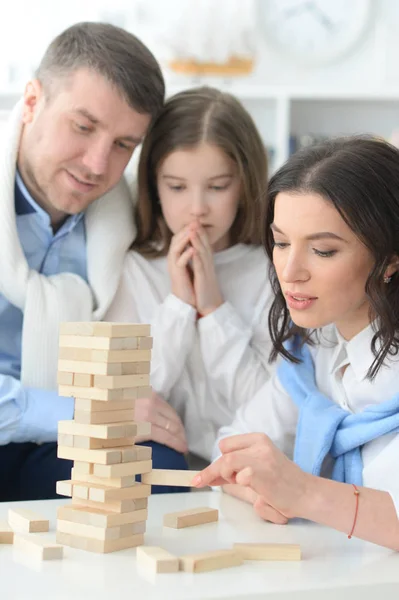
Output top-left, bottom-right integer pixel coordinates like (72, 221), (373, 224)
(3, 84), (399, 173)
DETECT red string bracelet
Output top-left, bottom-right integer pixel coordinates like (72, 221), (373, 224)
(348, 483), (360, 539)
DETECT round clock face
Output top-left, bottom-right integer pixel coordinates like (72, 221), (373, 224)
(259, 0), (372, 65)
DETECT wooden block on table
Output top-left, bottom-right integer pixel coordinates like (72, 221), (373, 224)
(57, 479), (151, 503)
(72, 496), (148, 514)
(59, 347), (151, 364)
(59, 322), (151, 338)
(136, 546), (179, 574)
(13, 534), (63, 560)
(56, 530), (144, 553)
(58, 419), (148, 440)
(93, 457), (152, 478)
(163, 507), (218, 529)
(71, 468), (136, 488)
(57, 505), (148, 528)
(93, 374), (150, 390)
(73, 373), (93, 387)
(233, 543), (301, 561)
(179, 549), (243, 573)
(74, 408), (135, 425)
(8, 509), (49, 533)
(57, 372), (74, 385)
(0, 521), (14, 544)
(74, 398), (136, 412)
(141, 469), (200, 488)
(59, 385), (143, 401)
(57, 518), (146, 541)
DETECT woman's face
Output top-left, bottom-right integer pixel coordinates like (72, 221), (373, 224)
(271, 191), (375, 340)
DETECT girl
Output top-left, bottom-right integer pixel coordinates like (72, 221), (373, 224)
(106, 86), (274, 465)
(193, 137), (399, 551)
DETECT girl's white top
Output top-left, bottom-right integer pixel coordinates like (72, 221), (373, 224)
(215, 324), (399, 516)
(106, 244), (274, 460)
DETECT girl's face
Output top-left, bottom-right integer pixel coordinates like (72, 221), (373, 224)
(156, 142), (241, 252)
(271, 191), (375, 340)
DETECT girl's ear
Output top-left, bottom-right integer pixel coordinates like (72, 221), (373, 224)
(384, 255), (399, 281)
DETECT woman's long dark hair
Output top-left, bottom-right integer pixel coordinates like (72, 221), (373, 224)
(263, 137), (399, 379)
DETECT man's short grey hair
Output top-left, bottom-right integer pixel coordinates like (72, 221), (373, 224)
(36, 21), (165, 118)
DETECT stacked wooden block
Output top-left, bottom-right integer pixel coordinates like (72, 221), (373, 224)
(55, 322), (153, 553)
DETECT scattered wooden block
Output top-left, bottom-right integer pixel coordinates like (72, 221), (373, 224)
(141, 469), (200, 487)
(57, 479), (151, 503)
(179, 549), (243, 573)
(57, 505), (148, 528)
(59, 335), (144, 351)
(233, 543), (301, 561)
(74, 408), (135, 425)
(93, 456), (152, 478)
(59, 347), (151, 364)
(136, 546), (179, 574)
(163, 507), (218, 529)
(56, 530), (144, 553)
(72, 496), (148, 514)
(8, 509), (49, 533)
(13, 534), (63, 560)
(59, 322), (151, 338)
(0, 521), (14, 544)
(93, 373), (150, 390)
(74, 398), (136, 412)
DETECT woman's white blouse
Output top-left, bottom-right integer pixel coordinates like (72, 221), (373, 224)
(106, 244), (274, 461)
(215, 324), (399, 516)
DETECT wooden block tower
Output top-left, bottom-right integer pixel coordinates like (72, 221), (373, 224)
(55, 322), (153, 554)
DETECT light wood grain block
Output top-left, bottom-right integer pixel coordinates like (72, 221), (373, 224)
(59, 322), (151, 338)
(59, 347), (151, 363)
(179, 549), (243, 573)
(74, 398), (136, 412)
(233, 543), (301, 561)
(0, 521), (14, 544)
(57, 518), (145, 541)
(72, 496), (148, 514)
(136, 546), (179, 574)
(73, 373), (93, 387)
(57, 505), (148, 528)
(56, 530), (144, 553)
(137, 337), (153, 350)
(59, 360), (146, 376)
(57, 479), (151, 503)
(57, 372), (74, 385)
(58, 433), (74, 447)
(8, 509), (49, 533)
(93, 373), (150, 390)
(74, 408), (135, 425)
(58, 419), (147, 439)
(73, 461), (93, 475)
(58, 446), (124, 465)
(71, 468), (136, 488)
(73, 436), (136, 450)
(93, 457), (152, 478)
(141, 469), (200, 487)
(59, 385), (138, 401)
(13, 534), (63, 560)
(163, 507), (218, 529)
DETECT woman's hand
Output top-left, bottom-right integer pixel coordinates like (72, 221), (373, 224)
(189, 223), (223, 316)
(134, 389), (188, 454)
(167, 226), (196, 307)
(192, 433), (311, 519)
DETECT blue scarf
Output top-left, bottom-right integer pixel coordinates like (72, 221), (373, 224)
(277, 337), (399, 485)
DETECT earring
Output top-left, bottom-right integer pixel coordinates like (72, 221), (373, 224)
(384, 275), (392, 284)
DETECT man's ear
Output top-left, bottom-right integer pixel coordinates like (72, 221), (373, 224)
(22, 79), (43, 124)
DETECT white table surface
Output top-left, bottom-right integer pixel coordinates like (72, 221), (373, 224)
(0, 491), (398, 600)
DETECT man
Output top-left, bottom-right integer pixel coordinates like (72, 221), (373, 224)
(0, 22), (165, 501)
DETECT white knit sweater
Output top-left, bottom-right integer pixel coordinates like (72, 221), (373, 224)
(0, 101), (135, 390)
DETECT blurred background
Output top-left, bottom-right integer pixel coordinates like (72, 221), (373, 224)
(1, 0), (399, 172)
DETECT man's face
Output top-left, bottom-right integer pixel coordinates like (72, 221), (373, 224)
(18, 68), (151, 224)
